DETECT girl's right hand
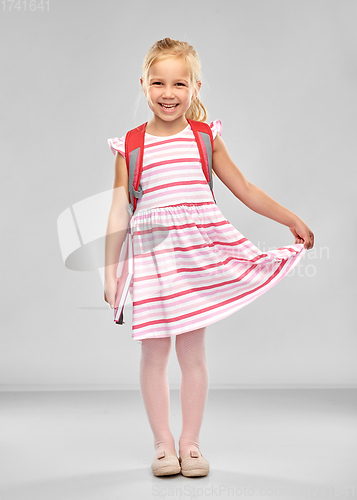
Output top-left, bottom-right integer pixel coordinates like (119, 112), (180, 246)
(104, 275), (118, 309)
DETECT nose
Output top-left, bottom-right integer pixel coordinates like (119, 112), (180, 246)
(162, 85), (175, 99)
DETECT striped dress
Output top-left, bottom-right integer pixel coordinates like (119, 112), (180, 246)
(107, 120), (306, 343)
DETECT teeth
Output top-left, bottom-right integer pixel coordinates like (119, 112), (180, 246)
(161, 104), (177, 108)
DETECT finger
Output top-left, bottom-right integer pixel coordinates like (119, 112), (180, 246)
(305, 232), (314, 249)
(104, 292), (115, 309)
(310, 232), (314, 248)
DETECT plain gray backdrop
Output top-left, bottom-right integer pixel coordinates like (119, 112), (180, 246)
(1, 0), (356, 389)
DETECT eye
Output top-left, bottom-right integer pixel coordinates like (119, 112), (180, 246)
(151, 82), (163, 86)
(175, 82), (186, 86)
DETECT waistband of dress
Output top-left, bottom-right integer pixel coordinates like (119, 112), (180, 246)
(160, 202), (216, 209)
(133, 201), (216, 216)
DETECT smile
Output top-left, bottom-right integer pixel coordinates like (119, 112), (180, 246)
(159, 103), (179, 109)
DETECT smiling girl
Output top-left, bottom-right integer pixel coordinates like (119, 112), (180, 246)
(141, 57), (202, 136)
(105, 38), (314, 478)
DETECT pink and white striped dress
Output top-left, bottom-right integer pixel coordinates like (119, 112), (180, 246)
(107, 120), (306, 342)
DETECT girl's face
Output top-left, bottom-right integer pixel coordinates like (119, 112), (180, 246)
(141, 58), (200, 124)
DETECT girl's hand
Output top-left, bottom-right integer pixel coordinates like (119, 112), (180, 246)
(289, 219), (314, 249)
(104, 275), (118, 309)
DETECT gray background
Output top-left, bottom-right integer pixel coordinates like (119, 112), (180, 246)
(1, 0), (356, 389)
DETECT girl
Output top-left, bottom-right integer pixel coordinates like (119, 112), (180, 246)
(104, 38), (314, 477)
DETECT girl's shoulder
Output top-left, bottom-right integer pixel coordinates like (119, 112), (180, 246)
(187, 119), (222, 139)
(107, 133), (126, 158)
(207, 119), (222, 139)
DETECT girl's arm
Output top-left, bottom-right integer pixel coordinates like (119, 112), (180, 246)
(212, 135), (314, 249)
(104, 153), (130, 307)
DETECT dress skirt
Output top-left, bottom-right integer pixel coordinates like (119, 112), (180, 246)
(128, 201), (305, 341)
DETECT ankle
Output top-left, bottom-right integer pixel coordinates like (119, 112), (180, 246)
(178, 440), (201, 457)
(155, 439), (176, 457)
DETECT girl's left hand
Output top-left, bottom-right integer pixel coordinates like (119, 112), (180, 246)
(289, 219), (314, 249)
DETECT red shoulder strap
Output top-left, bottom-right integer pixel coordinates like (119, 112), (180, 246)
(187, 119), (213, 139)
(187, 119), (216, 203)
(124, 122), (147, 211)
(187, 119), (213, 184)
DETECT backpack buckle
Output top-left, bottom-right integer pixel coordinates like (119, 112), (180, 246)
(127, 203), (134, 216)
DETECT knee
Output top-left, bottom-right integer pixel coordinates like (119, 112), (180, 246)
(176, 354), (208, 373)
(141, 337), (171, 368)
(175, 343), (207, 371)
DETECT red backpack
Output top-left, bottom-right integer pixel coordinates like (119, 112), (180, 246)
(124, 119), (216, 215)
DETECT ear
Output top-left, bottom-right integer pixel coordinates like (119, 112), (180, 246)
(140, 77), (147, 96)
(192, 80), (202, 100)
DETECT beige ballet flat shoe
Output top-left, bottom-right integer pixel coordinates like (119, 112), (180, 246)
(151, 450), (181, 476)
(178, 449), (210, 477)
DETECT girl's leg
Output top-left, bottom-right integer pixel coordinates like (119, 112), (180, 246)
(139, 336), (176, 457)
(175, 326), (209, 457)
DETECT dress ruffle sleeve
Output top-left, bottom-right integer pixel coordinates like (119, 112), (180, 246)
(209, 119), (222, 140)
(107, 135), (126, 158)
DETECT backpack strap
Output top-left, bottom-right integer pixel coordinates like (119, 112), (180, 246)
(187, 119), (216, 204)
(124, 122), (147, 214)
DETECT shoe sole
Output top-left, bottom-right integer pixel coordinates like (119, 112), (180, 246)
(181, 468), (209, 477)
(152, 465), (181, 476)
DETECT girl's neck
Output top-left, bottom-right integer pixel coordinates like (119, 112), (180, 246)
(145, 116), (189, 137)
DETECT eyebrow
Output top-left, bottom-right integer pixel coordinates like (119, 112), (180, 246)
(149, 77), (190, 84)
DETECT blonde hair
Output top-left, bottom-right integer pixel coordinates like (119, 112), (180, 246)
(141, 38), (207, 122)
